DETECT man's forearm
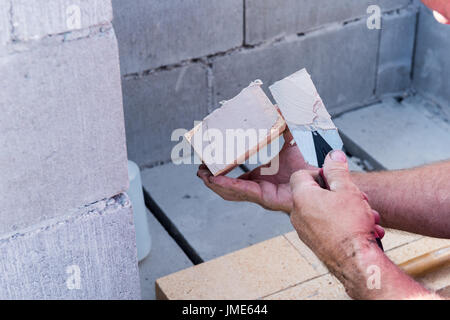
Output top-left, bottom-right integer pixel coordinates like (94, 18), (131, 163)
(351, 161), (450, 238)
(338, 239), (440, 299)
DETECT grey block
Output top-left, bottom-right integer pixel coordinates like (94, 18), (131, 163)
(139, 210), (192, 300)
(377, 8), (417, 96)
(0, 1), (10, 46)
(112, 0), (243, 74)
(122, 64), (209, 167)
(0, 29), (128, 234)
(334, 96), (450, 170)
(245, 0), (411, 44)
(141, 163), (293, 261)
(213, 19), (379, 115)
(0, 194), (140, 299)
(11, 0), (113, 41)
(413, 5), (450, 109)
(348, 157), (365, 172)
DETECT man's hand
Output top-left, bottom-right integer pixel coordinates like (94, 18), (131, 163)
(197, 128), (315, 213)
(290, 151), (384, 287)
(422, 0), (450, 24)
(289, 150), (435, 299)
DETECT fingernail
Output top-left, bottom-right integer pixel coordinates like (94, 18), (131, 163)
(330, 150), (347, 162)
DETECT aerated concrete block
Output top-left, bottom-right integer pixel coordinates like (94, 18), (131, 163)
(141, 163), (293, 262)
(112, 0), (243, 74)
(245, 0), (411, 44)
(0, 1), (11, 46)
(334, 96), (450, 170)
(11, 0), (113, 41)
(0, 193), (140, 300)
(0, 29), (128, 234)
(413, 5), (450, 109)
(213, 19), (379, 115)
(377, 9), (417, 96)
(122, 64), (209, 167)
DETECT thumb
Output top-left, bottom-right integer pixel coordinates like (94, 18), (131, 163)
(322, 150), (358, 192)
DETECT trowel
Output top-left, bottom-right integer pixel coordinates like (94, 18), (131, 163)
(270, 68), (383, 250)
(269, 68), (343, 168)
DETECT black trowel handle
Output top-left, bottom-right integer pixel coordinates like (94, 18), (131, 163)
(312, 131), (333, 168)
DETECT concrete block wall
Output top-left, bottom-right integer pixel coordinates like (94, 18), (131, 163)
(413, 4), (450, 112)
(0, 194), (139, 299)
(0, 0), (140, 299)
(112, 0), (419, 167)
(376, 8), (417, 96)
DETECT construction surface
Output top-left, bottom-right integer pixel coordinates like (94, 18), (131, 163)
(156, 231), (450, 300)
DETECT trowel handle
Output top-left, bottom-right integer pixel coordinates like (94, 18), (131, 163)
(399, 246), (450, 277)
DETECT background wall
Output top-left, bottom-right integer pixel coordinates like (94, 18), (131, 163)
(112, 0), (420, 167)
(413, 4), (450, 115)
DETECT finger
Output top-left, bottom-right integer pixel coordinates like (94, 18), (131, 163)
(372, 209), (381, 225)
(197, 167), (213, 183)
(322, 150), (359, 193)
(282, 125), (294, 143)
(433, 10), (449, 24)
(289, 169), (322, 195)
(375, 225), (385, 239)
(362, 192), (369, 202)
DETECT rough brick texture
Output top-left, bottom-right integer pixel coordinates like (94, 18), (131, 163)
(0, 194), (140, 300)
(245, 0), (411, 44)
(213, 19), (379, 115)
(112, 0), (243, 74)
(122, 64), (209, 166)
(413, 5), (450, 109)
(0, 29), (128, 234)
(377, 8), (417, 96)
(10, 0), (112, 41)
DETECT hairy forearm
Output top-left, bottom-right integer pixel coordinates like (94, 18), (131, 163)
(336, 239), (441, 300)
(350, 161), (450, 238)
